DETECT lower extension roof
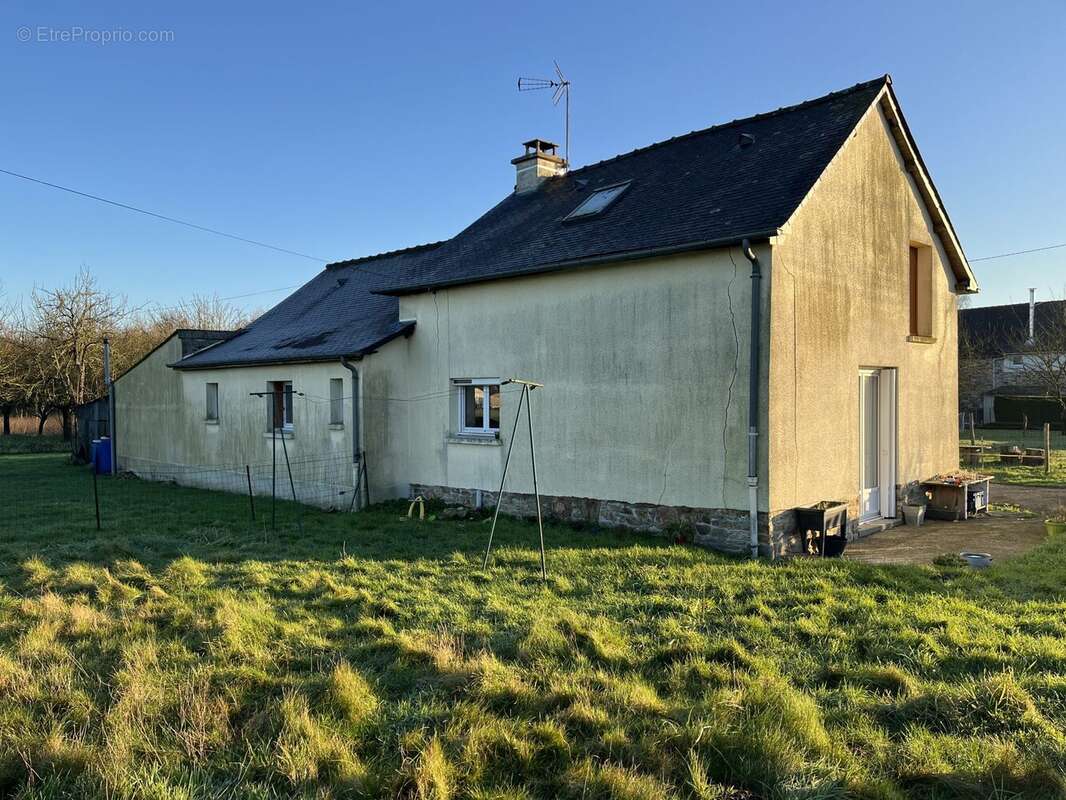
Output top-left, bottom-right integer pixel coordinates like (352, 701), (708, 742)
(172, 243), (441, 370)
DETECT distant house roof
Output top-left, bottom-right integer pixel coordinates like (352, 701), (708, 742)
(172, 243), (441, 370)
(960, 300), (1066, 358)
(378, 75), (975, 295)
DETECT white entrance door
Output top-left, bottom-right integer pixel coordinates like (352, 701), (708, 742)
(859, 370), (881, 520)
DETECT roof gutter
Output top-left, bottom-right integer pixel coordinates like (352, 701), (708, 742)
(741, 239), (763, 559)
(376, 231), (779, 296)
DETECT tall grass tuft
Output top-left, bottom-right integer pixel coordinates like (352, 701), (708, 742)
(273, 690), (366, 789)
(329, 660), (379, 725)
(401, 736), (453, 800)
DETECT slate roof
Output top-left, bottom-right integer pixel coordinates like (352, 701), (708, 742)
(960, 300), (1066, 358)
(173, 75), (972, 368)
(172, 243), (441, 369)
(378, 76), (891, 294)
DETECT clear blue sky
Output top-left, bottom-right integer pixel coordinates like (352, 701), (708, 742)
(1, 0), (1063, 313)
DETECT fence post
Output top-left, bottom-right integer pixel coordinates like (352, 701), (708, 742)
(969, 412), (976, 445)
(245, 465), (256, 521)
(92, 467), (101, 531)
(361, 450), (370, 507)
(1045, 423), (1052, 475)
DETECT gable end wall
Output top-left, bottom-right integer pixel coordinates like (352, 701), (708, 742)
(767, 100), (961, 523)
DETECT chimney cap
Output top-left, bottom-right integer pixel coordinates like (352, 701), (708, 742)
(521, 138), (560, 156)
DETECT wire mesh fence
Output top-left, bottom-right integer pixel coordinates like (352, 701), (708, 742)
(2, 383), (532, 540)
(2, 449), (364, 540)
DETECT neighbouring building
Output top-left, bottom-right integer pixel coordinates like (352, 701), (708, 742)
(114, 75), (978, 556)
(959, 293), (1066, 426)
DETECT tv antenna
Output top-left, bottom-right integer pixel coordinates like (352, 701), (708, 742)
(518, 61), (571, 164)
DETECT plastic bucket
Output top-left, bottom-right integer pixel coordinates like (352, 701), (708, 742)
(902, 504), (926, 527)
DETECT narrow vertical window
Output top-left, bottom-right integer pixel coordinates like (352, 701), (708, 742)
(329, 378), (344, 426)
(267, 380), (294, 430)
(909, 244), (933, 338)
(205, 382), (219, 422)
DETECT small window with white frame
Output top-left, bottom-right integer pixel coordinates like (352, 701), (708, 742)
(454, 379), (501, 436)
(205, 382), (219, 422)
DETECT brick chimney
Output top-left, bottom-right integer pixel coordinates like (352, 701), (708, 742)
(512, 138), (567, 193)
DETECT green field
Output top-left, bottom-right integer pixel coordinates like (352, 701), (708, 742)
(0, 434), (69, 455)
(2, 454), (1066, 799)
(960, 427), (1066, 487)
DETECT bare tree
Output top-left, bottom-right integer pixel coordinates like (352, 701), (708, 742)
(151, 293), (252, 332)
(107, 294), (251, 378)
(24, 268), (132, 439)
(1011, 301), (1066, 431)
(0, 309), (23, 435)
(4, 274), (252, 440)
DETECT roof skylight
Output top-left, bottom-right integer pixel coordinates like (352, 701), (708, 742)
(564, 181), (630, 220)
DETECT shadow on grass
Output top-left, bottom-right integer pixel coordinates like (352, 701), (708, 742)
(4, 453), (1063, 608)
(0, 453), (701, 583)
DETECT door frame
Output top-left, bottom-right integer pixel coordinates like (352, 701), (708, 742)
(858, 367), (898, 521)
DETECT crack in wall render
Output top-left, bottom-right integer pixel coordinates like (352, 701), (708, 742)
(723, 248), (741, 502)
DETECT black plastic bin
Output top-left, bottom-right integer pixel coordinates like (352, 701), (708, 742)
(796, 501), (849, 558)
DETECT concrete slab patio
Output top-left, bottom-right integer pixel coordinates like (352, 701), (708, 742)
(845, 511), (1047, 566)
(992, 484), (1066, 516)
(844, 482), (1062, 566)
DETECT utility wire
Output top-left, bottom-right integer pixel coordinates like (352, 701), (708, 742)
(970, 242), (1066, 262)
(12, 162), (1063, 297)
(0, 167), (328, 263)
(0, 166), (410, 315)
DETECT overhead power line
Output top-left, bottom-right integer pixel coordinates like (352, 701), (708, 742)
(0, 166), (408, 288)
(969, 242), (1066, 262)
(7, 162), (1062, 306)
(0, 167), (328, 263)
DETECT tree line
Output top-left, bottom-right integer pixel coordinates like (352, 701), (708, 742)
(0, 268), (254, 439)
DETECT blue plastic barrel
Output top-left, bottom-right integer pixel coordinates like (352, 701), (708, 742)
(97, 437), (112, 474)
(90, 439), (101, 471)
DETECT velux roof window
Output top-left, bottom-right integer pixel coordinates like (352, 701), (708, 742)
(564, 181), (630, 220)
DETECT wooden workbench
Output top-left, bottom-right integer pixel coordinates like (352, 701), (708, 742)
(921, 476), (991, 521)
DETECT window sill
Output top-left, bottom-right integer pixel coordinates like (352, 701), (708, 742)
(328, 423), (345, 431)
(263, 430), (295, 440)
(204, 419), (220, 426)
(447, 434), (501, 447)
(906, 335), (937, 344)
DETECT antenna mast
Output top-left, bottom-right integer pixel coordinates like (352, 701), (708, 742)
(518, 61), (571, 164)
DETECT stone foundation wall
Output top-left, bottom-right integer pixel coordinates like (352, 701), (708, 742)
(409, 484), (801, 557)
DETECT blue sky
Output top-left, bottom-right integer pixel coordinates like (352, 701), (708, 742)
(1, 0), (1063, 313)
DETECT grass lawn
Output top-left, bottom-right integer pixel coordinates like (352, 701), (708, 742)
(961, 427), (1066, 487)
(0, 434), (69, 455)
(2, 455), (1066, 799)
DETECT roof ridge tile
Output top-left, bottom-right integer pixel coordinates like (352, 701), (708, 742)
(564, 75), (889, 178)
(325, 240), (448, 270)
